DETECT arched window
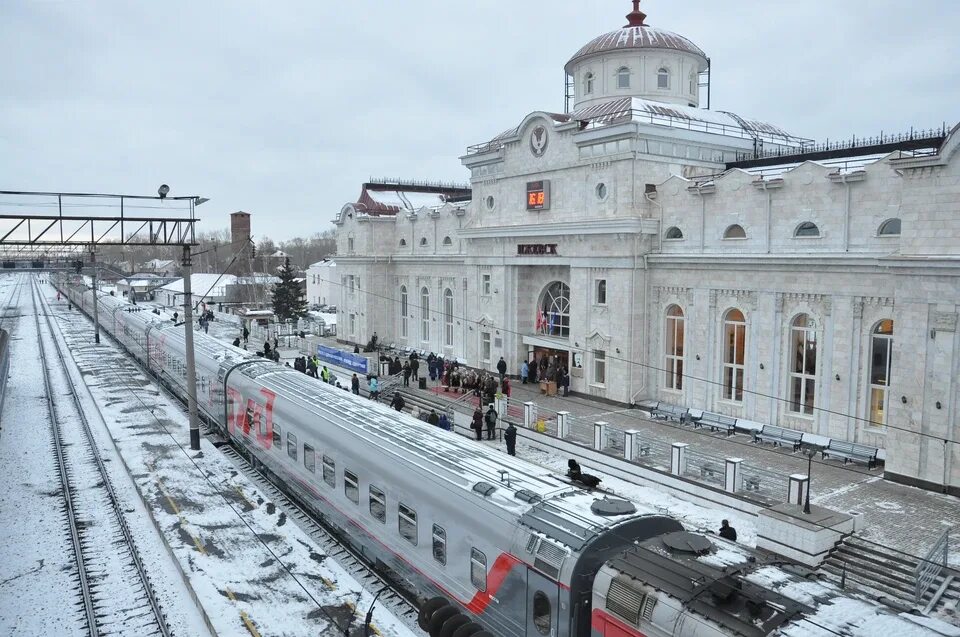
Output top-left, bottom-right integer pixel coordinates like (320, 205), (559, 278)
(399, 286), (408, 338)
(420, 287), (430, 342)
(665, 305), (685, 390)
(616, 66), (630, 89)
(723, 224), (746, 239)
(443, 288), (454, 347)
(722, 309), (746, 401)
(878, 218), (901, 236)
(399, 238), (407, 247)
(538, 282), (570, 338)
(665, 226), (684, 240)
(442, 236), (452, 246)
(795, 221), (820, 237)
(868, 320), (893, 427)
(657, 67), (670, 89)
(584, 72), (594, 94)
(790, 314), (817, 415)
(419, 237), (428, 247)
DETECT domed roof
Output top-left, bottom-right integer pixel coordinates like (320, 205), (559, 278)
(564, 2), (706, 73)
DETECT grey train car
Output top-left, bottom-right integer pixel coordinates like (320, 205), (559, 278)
(59, 280), (958, 637)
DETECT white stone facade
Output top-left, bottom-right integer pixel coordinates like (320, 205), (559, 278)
(332, 9), (960, 493)
(306, 258), (337, 307)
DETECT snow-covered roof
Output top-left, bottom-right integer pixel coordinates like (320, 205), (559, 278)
(158, 274), (237, 298)
(308, 258), (336, 269)
(366, 189), (447, 211)
(352, 182), (472, 216)
(566, 25), (706, 72)
(235, 274), (280, 285)
(270, 250), (289, 258)
(742, 152), (891, 180)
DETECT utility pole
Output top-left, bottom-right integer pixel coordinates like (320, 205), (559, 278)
(182, 245), (201, 450)
(91, 247), (100, 344)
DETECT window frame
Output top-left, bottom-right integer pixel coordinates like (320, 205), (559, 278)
(481, 273), (491, 296)
(789, 314), (818, 416)
(303, 443), (316, 473)
(584, 71), (594, 94)
(432, 524), (447, 565)
(442, 236), (453, 246)
(665, 305), (685, 390)
(595, 182), (608, 201)
(344, 469), (359, 504)
(595, 279), (607, 306)
(420, 287), (430, 343)
(723, 224), (747, 240)
(399, 286), (408, 338)
(533, 591), (552, 635)
(480, 331), (491, 363)
(272, 423), (282, 450)
(593, 349), (606, 386)
(470, 548), (487, 591)
(419, 237), (428, 247)
(616, 66), (630, 89)
(794, 221), (820, 238)
(867, 320), (894, 428)
(878, 218), (902, 236)
(664, 226), (684, 240)
(657, 67), (670, 90)
(443, 288), (454, 348)
(287, 432), (298, 461)
(398, 503), (418, 546)
(721, 309), (746, 402)
(322, 455), (336, 488)
(369, 485), (386, 523)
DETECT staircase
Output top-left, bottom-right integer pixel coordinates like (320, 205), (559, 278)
(821, 535), (960, 616)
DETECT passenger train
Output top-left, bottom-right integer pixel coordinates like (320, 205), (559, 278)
(56, 277), (956, 637)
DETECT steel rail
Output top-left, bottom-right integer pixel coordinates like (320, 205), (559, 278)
(32, 278), (173, 637)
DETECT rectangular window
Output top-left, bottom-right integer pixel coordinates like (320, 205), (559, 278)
(481, 273), (491, 296)
(303, 443), (316, 473)
(480, 332), (491, 363)
(595, 279), (607, 305)
(594, 350), (606, 386)
(272, 424), (282, 450)
(470, 548), (487, 591)
(322, 455), (336, 488)
(369, 485), (386, 523)
(344, 469), (359, 504)
(432, 525), (447, 565)
(287, 432), (298, 461)
(349, 313), (356, 338)
(347, 237), (354, 253)
(398, 503), (418, 545)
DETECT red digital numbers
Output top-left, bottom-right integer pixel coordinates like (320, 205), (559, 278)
(527, 190), (544, 208)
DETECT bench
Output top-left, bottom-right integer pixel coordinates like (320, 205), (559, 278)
(822, 440), (879, 469)
(637, 441), (651, 456)
(753, 425), (803, 451)
(744, 475), (761, 491)
(700, 462), (721, 479)
(650, 402), (689, 424)
(694, 411), (737, 435)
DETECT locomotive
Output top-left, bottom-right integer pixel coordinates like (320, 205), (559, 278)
(57, 278), (956, 637)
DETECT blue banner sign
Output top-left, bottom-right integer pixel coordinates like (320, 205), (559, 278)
(317, 345), (368, 374)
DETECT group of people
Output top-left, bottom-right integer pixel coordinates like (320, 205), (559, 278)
(520, 356), (570, 396)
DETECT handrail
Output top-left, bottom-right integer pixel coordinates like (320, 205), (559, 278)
(914, 526), (951, 604)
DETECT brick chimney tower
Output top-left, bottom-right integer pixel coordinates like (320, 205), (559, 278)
(230, 211), (252, 275)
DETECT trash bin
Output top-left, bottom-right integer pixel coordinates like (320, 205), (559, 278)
(419, 377), (427, 390)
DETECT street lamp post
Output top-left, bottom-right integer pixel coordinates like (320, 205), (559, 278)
(803, 449), (814, 514)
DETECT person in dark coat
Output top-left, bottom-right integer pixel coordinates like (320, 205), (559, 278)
(402, 362), (411, 387)
(354, 344), (360, 354)
(719, 520), (737, 542)
(567, 458), (600, 488)
(427, 409), (440, 427)
(232, 337), (241, 347)
(410, 357), (420, 381)
(504, 423), (517, 456)
(438, 413), (451, 431)
(484, 405), (498, 441)
(501, 377), (511, 398)
(471, 408), (484, 441)
(242, 326), (249, 343)
(496, 356), (507, 379)
(520, 360), (529, 384)
(351, 373), (360, 395)
(560, 368), (570, 397)
(390, 393), (405, 412)
(264, 340), (271, 355)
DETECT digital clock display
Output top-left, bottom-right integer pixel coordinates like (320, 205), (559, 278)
(526, 180), (550, 211)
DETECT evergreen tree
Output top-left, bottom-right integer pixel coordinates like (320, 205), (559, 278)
(272, 257), (308, 321)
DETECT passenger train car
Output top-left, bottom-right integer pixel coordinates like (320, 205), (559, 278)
(58, 279), (957, 637)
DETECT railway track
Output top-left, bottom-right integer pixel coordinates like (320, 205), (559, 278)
(216, 444), (421, 630)
(31, 278), (173, 637)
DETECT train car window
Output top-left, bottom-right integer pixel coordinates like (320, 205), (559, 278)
(398, 503), (418, 546)
(287, 433), (298, 460)
(344, 470), (359, 504)
(432, 525), (446, 565)
(272, 424), (282, 449)
(470, 548), (487, 591)
(369, 486), (386, 523)
(303, 444), (316, 473)
(533, 591), (551, 635)
(322, 456), (336, 487)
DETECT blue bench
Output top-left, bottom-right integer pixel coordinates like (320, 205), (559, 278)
(694, 411), (737, 435)
(822, 440), (879, 469)
(753, 425), (803, 451)
(650, 402), (689, 424)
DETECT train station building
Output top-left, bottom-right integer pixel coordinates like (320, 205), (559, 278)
(332, 2), (960, 493)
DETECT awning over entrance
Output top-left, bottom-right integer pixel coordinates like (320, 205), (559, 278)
(521, 333), (570, 350)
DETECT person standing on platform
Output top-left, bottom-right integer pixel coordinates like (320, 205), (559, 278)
(410, 356), (420, 382)
(719, 520), (738, 542)
(368, 376), (379, 401)
(402, 361), (411, 387)
(438, 413), (450, 431)
(351, 373), (360, 395)
(520, 360), (529, 384)
(484, 405), (498, 441)
(471, 407), (484, 441)
(428, 409), (439, 427)
(504, 423), (517, 456)
(497, 356), (507, 380)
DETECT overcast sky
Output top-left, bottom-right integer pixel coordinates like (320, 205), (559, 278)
(1, 1), (957, 241)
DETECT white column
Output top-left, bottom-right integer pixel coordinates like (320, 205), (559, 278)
(725, 457), (743, 493)
(624, 429), (639, 461)
(671, 442), (688, 476)
(593, 421), (608, 451)
(495, 395), (507, 420)
(788, 473), (809, 505)
(523, 401), (537, 429)
(557, 411), (570, 438)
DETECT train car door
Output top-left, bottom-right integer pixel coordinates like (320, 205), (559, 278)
(525, 570), (559, 637)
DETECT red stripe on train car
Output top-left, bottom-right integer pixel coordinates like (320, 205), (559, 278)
(591, 608), (647, 637)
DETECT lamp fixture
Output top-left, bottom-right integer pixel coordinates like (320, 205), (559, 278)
(936, 401), (942, 410)
(835, 373), (840, 381)
(157, 184), (170, 199)
(615, 348), (621, 354)
(759, 363), (765, 370)
(901, 396), (907, 404)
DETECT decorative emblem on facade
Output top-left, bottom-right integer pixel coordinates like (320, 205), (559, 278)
(530, 125), (548, 157)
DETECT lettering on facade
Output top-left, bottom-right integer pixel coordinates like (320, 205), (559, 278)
(517, 244), (559, 255)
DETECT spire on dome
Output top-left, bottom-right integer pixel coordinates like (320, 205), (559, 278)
(624, 0), (648, 27)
